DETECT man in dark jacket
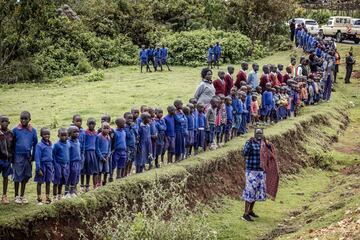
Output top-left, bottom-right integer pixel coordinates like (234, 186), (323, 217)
(345, 52), (356, 84)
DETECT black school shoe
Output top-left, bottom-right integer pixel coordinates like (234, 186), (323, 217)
(249, 211), (259, 218)
(242, 214), (254, 222)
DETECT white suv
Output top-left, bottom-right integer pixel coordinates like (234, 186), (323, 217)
(290, 18), (320, 35)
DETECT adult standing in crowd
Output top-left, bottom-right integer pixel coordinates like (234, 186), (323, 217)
(194, 68), (215, 106)
(242, 128), (278, 222)
(290, 19), (296, 42)
(345, 51), (356, 84)
(323, 52), (335, 102)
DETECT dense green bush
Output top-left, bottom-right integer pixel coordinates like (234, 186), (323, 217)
(86, 70), (104, 82)
(0, 59), (44, 83)
(159, 30), (271, 66)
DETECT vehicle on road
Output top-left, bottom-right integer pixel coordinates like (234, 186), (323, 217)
(288, 18), (319, 35)
(319, 16), (360, 44)
(352, 18), (360, 28)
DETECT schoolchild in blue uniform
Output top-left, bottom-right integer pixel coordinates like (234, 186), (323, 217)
(113, 118), (127, 178)
(161, 45), (171, 71)
(124, 112), (137, 176)
(188, 98), (198, 155)
(95, 122), (111, 186)
(136, 113), (152, 173)
(12, 111), (38, 204)
(81, 118), (98, 192)
(164, 106), (175, 163)
(207, 45), (214, 69)
(195, 103), (207, 152)
(139, 45), (150, 73)
(0, 116), (13, 204)
(154, 46), (162, 72)
(34, 127), (53, 205)
(174, 100), (187, 161)
(230, 88), (242, 138)
(154, 108), (167, 168)
(185, 103), (195, 157)
(148, 107), (157, 168)
(182, 106), (192, 158)
(261, 83), (274, 124)
(238, 91), (248, 135)
(147, 46), (155, 71)
(52, 128), (70, 201)
(224, 96), (233, 142)
(213, 42), (222, 69)
(67, 126), (82, 196)
(245, 86), (252, 124)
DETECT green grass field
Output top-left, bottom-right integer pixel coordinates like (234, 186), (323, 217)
(0, 44), (359, 237)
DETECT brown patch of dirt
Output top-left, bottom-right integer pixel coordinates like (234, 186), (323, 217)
(352, 70), (360, 79)
(258, 224), (299, 240)
(341, 163), (360, 175)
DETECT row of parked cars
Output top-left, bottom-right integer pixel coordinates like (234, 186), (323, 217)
(289, 17), (360, 44)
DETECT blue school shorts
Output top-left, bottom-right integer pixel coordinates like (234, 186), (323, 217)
(232, 115), (242, 129)
(127, 148), (136, 163)
(186, 130), (194, 147)
(68, 161), (81, 186)
(82, 150), (99, 175)
(166, 136), (175, 154)
(175, 131), (185, 155)
(214, 53), (220, 61)
(207, 55), (213, 63)
(140, 58), (147, 65)
(196, 129), (206, 149)
(155, 58), (162, 67)
(53, 162), (70, 185)
(12, 153), (32, 182)
(113, 149), (127, 169)
(161, 58), (167, 65)
(98, 155), (110, 174)
(0, 159), (12, 178)
(206, 124), (215, 144)
(261, 105), (272, 117)
(34, 161), (54, 183)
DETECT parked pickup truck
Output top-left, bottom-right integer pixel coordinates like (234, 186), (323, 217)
(319, 16), (360, 44)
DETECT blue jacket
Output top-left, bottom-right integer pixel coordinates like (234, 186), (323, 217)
(95, 133), (111, 160)
(114, 128), (126, 151)
(174, 111), (186, 133)
(34, 139), (53, 171)
(12, 125), (38, 154)
(226, 105), (233, 121)
(161, 48), (168, 59)
(213, 45), (221, 54)
(186, 114), (194, 131)
(139, 49), (148, 60)
(69, 138), (81, 162)
(262, 91), (274, 107)
(84, 130), (97, 151)
(125, 124), (137, 150)
(198, 113), (206, 129)
(53, 140), (70, 164)
(164, 114), (175, 137)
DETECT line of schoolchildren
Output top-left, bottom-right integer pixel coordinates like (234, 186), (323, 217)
(207, 42), (222, 69)
(139, 45), (172, 73)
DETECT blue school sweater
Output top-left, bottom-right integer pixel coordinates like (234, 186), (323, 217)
(231, 96), (242, 115)
(262, 91), (274, 107)
(114, 128), (126, 151)
(174, 111), (186, 133)
(198, 113), (206, 129)
(79, 128), (86, 155)
(161, 48), (168, 59)
(164, 114), (175, 137)
(154, 49), (162, 59)
(226, 105), (233, 121)
(241, 100), (248, 114)
(208, 47), (214, 57)
(139, 49), (148, 60)
(150, 119), (157, 137)
(186, 114), (194, 131)
(125, 124), (137, 150)
(95, 133), (111, 160)
(35, 139), (53, 170)
(213, 45), (221, 54)
(147, 48), (154, 57)
(12, 125), (38, 154)
(193, 110), (199, 130)
(155, 118), (167, 134)
(69, 138), (81, 162)
(53, 140), (70, 164)
(84, 129), (97, 151)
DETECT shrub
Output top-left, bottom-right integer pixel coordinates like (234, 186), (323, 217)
(79, 180), (217, 240)
(159, 29), (271, 66)
(86, 70), (104, 82)
(0, 59), (44, 84)
(77, 58), (92, 73)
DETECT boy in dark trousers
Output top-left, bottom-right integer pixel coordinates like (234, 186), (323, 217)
(0, 116), (13, 204)
(12, 111), (38, 204)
